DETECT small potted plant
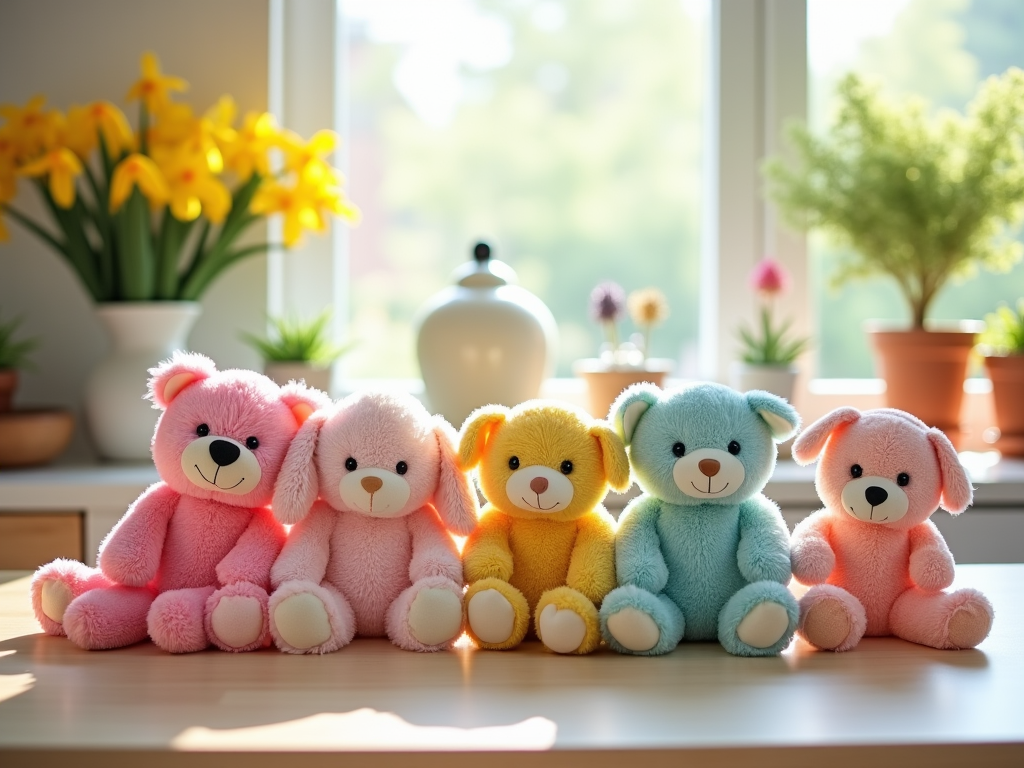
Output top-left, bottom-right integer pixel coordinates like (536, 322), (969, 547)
(0, 313), (37, 412)
(732, 257), (809, 402)
(978, 299), (1024, 456)
(574, 281), (673, 418)
(765, 69), (1024, 442)
(243, 309), (353, 395)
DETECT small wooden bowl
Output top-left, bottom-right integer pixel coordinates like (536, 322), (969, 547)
(0, 408), (75, 468)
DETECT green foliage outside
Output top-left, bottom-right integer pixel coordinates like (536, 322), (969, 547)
(242, 310), (353, 364)
(0, 314), (37, 370)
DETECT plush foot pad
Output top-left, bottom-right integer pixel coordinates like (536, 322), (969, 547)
(41, 579), (74, 625)
(468, 589), (515, 645)
(275, 593), (333, 651)
(803, 597), (851, 651)
(538, 604), (586, 654)
(210, 596), (264, 650)
(737, 601), (791, 649)
(408, 588), (462, 646)
(946, 602), (992, 649)
(606, 607), (661, 652)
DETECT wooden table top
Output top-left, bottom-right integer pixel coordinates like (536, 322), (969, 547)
(1, 565), (1022, 768)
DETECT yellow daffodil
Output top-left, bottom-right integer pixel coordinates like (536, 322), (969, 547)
(250, 179), (322, 246)
(149, 102), (223, 174)
(0, 95), (63, 159)
(126, 52), (188, 113)
(278, 128), (337, 176)
(109, 153), (170, 212)
(223, 111), (277, 180)
(156, 148), (231, 223)
(65, 102), (134, 158)
(17, 148), (84, 208)
(303, 165), (360, 228)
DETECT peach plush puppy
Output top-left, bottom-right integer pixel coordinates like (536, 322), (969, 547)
(791, 407), (994, 651)
(268, 390), (479, 653)
(31, 352), (327, 652)
(459, 402), (631, 654)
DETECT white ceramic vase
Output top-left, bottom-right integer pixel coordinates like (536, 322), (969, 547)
(729, 361), (798, 402)
(84, 302), (200, 461)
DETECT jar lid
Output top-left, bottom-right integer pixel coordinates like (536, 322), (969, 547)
(452, 242), (519, 287)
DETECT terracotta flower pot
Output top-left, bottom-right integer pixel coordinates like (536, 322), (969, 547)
(0, 369), (17, 412)
(984, 354), (1024, 457)
(867, 323), (983, 446)
(574, 358), (673, 419)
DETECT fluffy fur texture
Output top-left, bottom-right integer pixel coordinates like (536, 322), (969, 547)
(268, 390), (478, 654)
(791, 407), (993, 651)
(600, 382), (801, 657)
(31, 351), (327, 652)
(459, 401), (630, 654)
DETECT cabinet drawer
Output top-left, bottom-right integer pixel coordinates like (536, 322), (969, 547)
(0, 512), (84, 569)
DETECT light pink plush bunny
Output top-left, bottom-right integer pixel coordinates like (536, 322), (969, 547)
(31, 352), (328, 652)
(268, 390), (479, 653)
(790, 407), (993, 651)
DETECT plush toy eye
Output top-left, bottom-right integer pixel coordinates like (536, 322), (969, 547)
(897, 472), (910, 487)
(851, 464), (863, 478)
(672, 442), (685, 457)
(396, 461), (408, 475)
(728, 441), (741, 455)
(508, 456), (520, 470)
(196, 423), (210, 437)
(246, 436), (259, 450)
(560, 460), (573, 475)
(345, 457), (358, 471)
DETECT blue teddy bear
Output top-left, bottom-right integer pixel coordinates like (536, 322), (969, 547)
(599, 382), (800, 657)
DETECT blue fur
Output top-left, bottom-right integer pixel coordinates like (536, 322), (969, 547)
(601, 382), (800, 657)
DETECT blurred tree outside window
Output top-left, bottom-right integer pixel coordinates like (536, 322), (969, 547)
(808, 0), (1024, 378)
(343, 0), (707, 378)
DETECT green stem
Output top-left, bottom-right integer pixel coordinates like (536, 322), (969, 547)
(156, 212), (194, 299)
(2, 204), (67, 255)
(114, 188), (156, 300)
(33, 182), (104, 300)
(138, 103), (150, 156)
(82, 162), (115, 297)
(180, 242), (276, 301)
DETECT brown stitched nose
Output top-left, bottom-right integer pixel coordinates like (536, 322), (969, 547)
(361, 476), (383, 494)
(698, 459), (720, 478)
(530, 476), (549, 495)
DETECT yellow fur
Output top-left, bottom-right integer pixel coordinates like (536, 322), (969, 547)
(460, 401), (629, 654)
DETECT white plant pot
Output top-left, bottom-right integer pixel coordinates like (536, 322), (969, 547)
(263, 361), (332, 396)
(84, 302), (200, 461)
(729, 362), (798, 403)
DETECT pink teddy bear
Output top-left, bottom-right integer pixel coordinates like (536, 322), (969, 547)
(268, 390), (479, 653)
(790, 407), (994, 651)
(31, 352), (328, 652)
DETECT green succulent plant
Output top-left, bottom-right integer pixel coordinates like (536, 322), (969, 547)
(980, 299), (1024, 356)
(0, 314), (38, 370)
(242, 310), (354, 365)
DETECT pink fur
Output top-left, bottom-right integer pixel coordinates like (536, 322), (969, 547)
(31, 352), (327, 652)
(791, 407), (993, 651)
(268, 390), (479, 653)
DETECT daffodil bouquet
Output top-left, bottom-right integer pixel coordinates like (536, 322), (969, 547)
(0, 53), (358, 302)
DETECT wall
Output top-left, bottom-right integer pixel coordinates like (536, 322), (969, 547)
(0, 0), (270, 460)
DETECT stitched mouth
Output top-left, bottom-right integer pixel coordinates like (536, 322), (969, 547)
(850, 504), (888, 522)
(521, 496), (561, 511)
(690, 480), (729, 495)
(195, 465), (245, 490)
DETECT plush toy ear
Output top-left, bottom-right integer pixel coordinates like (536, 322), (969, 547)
(271, 410), (327, 525)
(458, 405), (509, 470)
(612, 383), (660, 445)
(745, 390), (801, 443)
(792, 407), (861, 466)
(431, 418), (480, 536)
(590, 422), (631, 492)
(147, 351), (217, 409)
(927, 428), (973, 515)
(279, 380), (332, 427)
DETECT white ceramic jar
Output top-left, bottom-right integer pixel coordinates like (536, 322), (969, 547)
(415, 243), (557, 428)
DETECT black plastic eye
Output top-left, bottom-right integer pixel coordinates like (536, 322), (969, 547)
(396, 461), (408, 475)
(728, 441), (741, 455)
(246, 436), (259, 450)
(897, 472), (910, 487)
(672, 442), (685, 457)
(560, 460), (573, 475)
(196, 423), (210, 437)
(851, 464), (863, 478)
(508, 456), (520, 470)
(345, 457), (358, 471)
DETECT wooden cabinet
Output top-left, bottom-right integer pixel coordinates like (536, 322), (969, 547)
(0, 512), (83, 569)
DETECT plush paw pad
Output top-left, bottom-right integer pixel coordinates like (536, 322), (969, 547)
(803, 597), (851, 650)
(274, 593), (332, 650)
(736, 600), (790, 649)
(210, 595), (264, 649)
(538, 604), (586, 654)
(946, 602), (992, 649)
(468, 589), (515, 645)
(40, 579), (74, 625)
(408, 588), (462, 646)
(606, 607), (660, 652)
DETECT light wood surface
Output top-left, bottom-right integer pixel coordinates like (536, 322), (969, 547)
(1, 565), (1022, 767)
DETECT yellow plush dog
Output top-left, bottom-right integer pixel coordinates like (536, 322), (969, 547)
(459, 401), (630, 654)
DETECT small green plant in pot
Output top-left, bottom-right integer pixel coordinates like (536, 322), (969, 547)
(764, 69), (1024, 441)
(979, 300), (1024, 456)
(243, 309), (353, 395)
(0, 314), (38, 412)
